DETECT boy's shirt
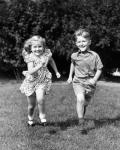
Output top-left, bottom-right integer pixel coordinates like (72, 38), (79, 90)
(71, 50), (103, 80)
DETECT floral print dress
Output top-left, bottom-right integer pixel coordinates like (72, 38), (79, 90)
(20, 49), (52, 96)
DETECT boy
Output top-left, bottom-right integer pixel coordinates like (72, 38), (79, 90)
(67, 28), (103, 127)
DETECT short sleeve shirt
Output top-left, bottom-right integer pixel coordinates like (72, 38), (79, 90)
(71, 50), (103, 79)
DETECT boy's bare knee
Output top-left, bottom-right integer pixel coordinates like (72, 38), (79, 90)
(37, 98), (44, 105)
(76, 94), (85, 104)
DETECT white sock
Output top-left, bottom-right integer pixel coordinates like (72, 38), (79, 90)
(28, 115), (34, 121)
(39, 113), (46, 123)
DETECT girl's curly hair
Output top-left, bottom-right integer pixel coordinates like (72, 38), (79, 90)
(22, 35), (46, 57)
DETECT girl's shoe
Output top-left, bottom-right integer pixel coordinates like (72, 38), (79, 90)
(41, 118), (47, 123)
(40, 118), (47, 126)
(39, 114), (47, 126)
(27, 120), (34, 126)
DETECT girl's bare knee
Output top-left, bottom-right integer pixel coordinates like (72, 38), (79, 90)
(36, 88), (45, 102)
(28, 105), (35, 110)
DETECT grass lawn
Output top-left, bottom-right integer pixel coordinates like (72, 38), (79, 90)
(0, 80), (120, 150)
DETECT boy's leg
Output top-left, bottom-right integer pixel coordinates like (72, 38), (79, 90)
(83, 83), (96, 116)
(83, 95), (91, 116)
(27, 93), (36, 125)
(73, 83), (86, 119)
(76, 93), (87, 129)
(76, 93), (85, 119)
(36, 86), (47, 124)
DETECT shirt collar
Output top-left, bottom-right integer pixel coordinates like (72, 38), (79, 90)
(77, 49), (91, 56)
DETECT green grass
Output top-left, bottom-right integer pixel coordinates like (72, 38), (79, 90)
(0, 80), (120, 150)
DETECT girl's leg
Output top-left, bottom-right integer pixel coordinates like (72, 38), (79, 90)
(27, 93), (36, 125)
(36, 86), (46, 123)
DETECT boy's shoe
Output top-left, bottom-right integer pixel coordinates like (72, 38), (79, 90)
(78, 118), (84, 125)
(27, 120), (35, 126)
(78, 118), (85, 131)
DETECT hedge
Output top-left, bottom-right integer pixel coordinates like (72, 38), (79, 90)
(0, 0), (120, 78)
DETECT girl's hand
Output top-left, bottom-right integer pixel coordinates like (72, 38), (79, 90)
(67, 77), (72, 84)
(40, 57), (46, 66)
(88, 78), (96, 85)
(37, 57), (46, 68)
(22, 71), (29, 76)
(56, 72), (61, 78)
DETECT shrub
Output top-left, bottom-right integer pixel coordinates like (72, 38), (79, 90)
(0, 0), (120, 78)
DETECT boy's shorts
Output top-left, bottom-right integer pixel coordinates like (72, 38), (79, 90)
(73, 78), (96, 99)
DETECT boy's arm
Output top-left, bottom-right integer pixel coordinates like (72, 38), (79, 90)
(67, 62), (75, 83)
(93, 69), (102, 82)
(89, 69), (102, 85)
(89, 52), (103, 85)
(49, 57), (61, 78)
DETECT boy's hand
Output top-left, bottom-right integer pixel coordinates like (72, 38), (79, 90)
(56, 72), (61, 78)
(67, 77), (72, 84)
(88, 78), (96, 85)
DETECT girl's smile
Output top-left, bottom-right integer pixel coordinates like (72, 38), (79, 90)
(31, 41), (44, 56)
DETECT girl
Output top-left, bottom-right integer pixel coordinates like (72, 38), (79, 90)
(20, 35), (61, 126)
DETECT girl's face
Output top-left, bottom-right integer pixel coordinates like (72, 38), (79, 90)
(76, 36), (91, 52)
(31, 41), (44, 56)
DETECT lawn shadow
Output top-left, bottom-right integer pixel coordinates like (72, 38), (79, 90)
(57, 118), (79, 130)
(47, 118), (79, 130)
(81, 115), (120, 134)
(27, 116), (120, 135)
(31, 118), (79, 135)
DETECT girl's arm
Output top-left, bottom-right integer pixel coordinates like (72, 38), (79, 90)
(27, 61), (43, 75)
(49, 57), (61, 78)
(67, 62), (75, 83)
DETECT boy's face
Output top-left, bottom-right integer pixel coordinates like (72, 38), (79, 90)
(76, 36), (91, 52)
(31, 41), (44, 56)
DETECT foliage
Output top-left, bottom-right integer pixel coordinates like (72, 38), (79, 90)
(0, 0), (120, 76)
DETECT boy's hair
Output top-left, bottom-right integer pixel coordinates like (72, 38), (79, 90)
(23, 35), (46, 54)
(75, 28), (91, 40)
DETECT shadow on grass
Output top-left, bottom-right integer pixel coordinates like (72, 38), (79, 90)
(47, 118), (78, 128)
(47, 115), (120, 135)
(31, 115), (120, 135)
(55, 118), (79, 130)
(29, 118), (79, 135)
(80, 115), (120, 134)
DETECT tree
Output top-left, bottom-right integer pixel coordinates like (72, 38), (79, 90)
(1, 0), (120, 78)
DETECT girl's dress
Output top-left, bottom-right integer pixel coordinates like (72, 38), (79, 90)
(20, 49), (52, 96)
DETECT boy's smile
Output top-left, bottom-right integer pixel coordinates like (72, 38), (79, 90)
(76, 36), (91, 52)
